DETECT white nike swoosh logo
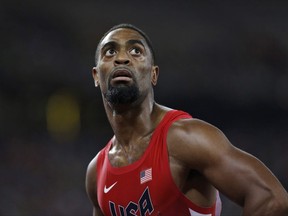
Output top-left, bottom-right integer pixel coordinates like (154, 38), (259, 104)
(104, 182), (117, 193)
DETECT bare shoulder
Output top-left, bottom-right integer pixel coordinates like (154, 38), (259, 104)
(167, 118), (233, 170)
(168, 117), (227, 142)
(86, 152), (105, 215)
(167, 117), (288, 212)
(86, 153), (98, 182)
(86, 153), (100, 207)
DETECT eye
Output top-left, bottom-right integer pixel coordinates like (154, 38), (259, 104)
(105, 49), (116, 57)
(130, 48), (142, 56)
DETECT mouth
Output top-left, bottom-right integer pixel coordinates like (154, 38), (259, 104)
(111, 68), (133, 83)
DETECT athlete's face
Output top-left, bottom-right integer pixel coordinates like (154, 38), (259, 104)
(92, 28), (159, 105)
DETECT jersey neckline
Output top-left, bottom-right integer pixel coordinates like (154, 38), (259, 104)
(104, 110), (177, 175)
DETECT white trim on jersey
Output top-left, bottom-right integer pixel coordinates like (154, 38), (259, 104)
(189, 208), (212, 216)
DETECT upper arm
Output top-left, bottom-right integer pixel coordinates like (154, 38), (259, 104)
(167, 119), (288, 211)
(86, 153), (104, 216)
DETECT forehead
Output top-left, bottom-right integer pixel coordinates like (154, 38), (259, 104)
(100, 28), (147, 47)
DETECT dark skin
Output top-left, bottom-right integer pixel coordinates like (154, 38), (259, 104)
(86, 28), (288, 216)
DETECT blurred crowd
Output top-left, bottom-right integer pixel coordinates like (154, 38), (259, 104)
(1, 0), (287, 215)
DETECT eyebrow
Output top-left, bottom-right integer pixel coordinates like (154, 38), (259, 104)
(101, 39), (145, 51)
(101, 41), (117, 51)
(126, 39), (145, 48)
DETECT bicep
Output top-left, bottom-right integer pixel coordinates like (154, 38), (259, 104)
(93, 207), (105, 216)
(193, 124), (286, 208)
(204, 143), (279, 206)
(169, 119), (285, 206)
(86, 154), (104, 215)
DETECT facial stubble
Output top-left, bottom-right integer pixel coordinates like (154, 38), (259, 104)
(104, 83), (140, 105)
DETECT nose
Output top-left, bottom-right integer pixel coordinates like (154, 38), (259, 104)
(114, 51), (130, 65)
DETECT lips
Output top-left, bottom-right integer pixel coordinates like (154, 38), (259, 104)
(111, 68), (133, 83)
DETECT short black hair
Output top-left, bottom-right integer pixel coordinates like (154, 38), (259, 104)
(95, 23), (156, 65)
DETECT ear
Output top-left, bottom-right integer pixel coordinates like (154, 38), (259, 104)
(92, 67), (99, 87)
(151, 65), (159, 86)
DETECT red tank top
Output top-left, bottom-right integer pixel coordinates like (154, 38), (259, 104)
(96, 110), (222, 216)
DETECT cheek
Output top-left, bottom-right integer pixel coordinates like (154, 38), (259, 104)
(137, 66), (153, 87)
(97, 64), (110, 81)
(139, 65), (153, 78)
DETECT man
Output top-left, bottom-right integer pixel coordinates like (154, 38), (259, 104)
(86, 23), (288, 216)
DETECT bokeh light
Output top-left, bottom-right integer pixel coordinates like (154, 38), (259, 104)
(46, 90), (80, 142)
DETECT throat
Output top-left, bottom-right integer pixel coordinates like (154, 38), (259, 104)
(119, 144), (135, 165)
(109, 136), (152, 167)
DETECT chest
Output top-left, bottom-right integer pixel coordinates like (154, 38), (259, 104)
(108, 138), (189, 189)
(108, 138), (151, 167)
(98, 141), (184, 216)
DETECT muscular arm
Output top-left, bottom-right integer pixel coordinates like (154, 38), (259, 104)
(86, 154), (104, 216)
(168, 118), (288, 216)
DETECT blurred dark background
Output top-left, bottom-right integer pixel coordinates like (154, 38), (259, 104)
(1, 0), (288, 215)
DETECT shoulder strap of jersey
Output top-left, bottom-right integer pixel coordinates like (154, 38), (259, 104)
(155, 109), (192, 134)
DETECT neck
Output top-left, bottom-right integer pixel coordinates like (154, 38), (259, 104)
(103, 96), (159, 146)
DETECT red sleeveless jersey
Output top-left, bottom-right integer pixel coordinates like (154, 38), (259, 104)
(96, 110), (222, 216)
